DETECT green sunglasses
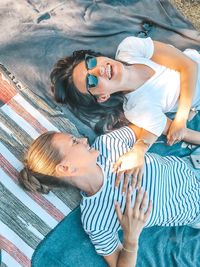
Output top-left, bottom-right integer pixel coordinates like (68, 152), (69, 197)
(85, 54), (98, 101)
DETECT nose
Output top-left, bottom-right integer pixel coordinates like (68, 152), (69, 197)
(88, 65), (105, 77)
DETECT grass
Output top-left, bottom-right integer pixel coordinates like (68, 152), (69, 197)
(170, 0), (200, 31)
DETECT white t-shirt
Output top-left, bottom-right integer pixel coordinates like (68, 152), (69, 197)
(116, 36), (200, 136)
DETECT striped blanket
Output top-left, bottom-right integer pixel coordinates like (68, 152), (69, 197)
(0, 65), (81, 267)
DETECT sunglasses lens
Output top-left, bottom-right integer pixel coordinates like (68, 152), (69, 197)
(87, 74), (98, 88)
(86, 56), (97, 70)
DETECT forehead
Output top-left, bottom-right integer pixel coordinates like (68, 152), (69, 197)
(52, 133), (72, 154)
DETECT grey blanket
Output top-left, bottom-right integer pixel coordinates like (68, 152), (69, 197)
(0, 0), (200, 140)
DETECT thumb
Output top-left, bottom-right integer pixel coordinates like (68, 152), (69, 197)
(112, 159), (122, 172)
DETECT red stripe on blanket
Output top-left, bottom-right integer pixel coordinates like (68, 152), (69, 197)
(0, 235), (31, 267)
(0, 154), (65, 222)
(7, 98), (47, 134)
(0, 73), (17, 104)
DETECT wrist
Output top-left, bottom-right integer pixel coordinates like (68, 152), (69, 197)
(133, 139), (151, 152)
(175, 107), (189, 123)
(123, 238), (139, 248)
(174, 116), (187, 127)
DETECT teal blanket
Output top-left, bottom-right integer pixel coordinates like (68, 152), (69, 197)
(32, 113), (200, 267)
(32, 207), (200, 267)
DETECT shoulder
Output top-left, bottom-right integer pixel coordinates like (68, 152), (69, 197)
(116, 36), (154, 60)
(94, 127), (136, 150)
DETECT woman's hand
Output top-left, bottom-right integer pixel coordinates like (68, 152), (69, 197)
(115, 187), (152, 246)
(167, 118), (187, 146)
(113, 145), (145, 193)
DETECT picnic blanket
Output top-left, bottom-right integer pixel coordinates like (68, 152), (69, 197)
(32, 207), (200, 267)
(0, 66), (81, 267)
(0, 0), (200, 266)
(0, 0), (199, 141)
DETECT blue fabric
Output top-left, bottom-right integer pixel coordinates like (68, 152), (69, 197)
(32, 206), (200, 267)
(32, 112), (200, 267)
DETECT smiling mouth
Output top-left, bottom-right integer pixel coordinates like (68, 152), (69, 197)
(106, 63), (113, 80)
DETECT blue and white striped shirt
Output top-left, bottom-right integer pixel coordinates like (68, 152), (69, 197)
(80, 127), (200, 256)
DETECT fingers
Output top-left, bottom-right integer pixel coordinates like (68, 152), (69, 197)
(115, 171), (124, 188)
(167, 133), (174, 146)
(134, 189), (152, 222)
(135, 168), (143, 188)
(131, 175), (137, 190)
(115, 188), (152, 225)
(139, 190), (148, 213)
(119, 169), (142, 194)
(134, 187), (144, 211)
(144, 200), (153, 221)
(167, 136), (181, 146)
(116, 168), (143, 193)
(112, 159), (122, 173)
(126, 186), (133, 211)
(167, 132), (178, 146)
(122, 172), (131, 194)
(167, 127), (184, 146)
(115, 201), (123, 223)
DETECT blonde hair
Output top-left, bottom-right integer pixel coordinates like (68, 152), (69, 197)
(19, 131), (64, 194)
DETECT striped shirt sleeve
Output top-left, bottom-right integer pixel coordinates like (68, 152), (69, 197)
(87, 229), (120, 256)
(105, 126), (136, 147)
(93, 127), (136, 161)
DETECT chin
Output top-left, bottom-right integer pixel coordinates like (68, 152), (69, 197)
(94, 150), (100, 158)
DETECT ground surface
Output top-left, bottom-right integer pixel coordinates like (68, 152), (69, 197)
(171, 0), (200, 30)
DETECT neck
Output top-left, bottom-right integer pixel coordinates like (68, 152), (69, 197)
(113, 65), (138, 93)
(77, 164), (104, 196)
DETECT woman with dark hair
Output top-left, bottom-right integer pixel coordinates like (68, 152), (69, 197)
(50, 50), (129, 134)
(19, 125), (200, 267)
(50, 36), (200, 189)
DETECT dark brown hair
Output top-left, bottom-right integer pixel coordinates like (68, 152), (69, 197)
(50, 50), (129, 134)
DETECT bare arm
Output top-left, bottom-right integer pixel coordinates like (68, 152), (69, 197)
(152, 41), (198, 123)
(104, 242), (138, 267)
(129, 118), (200, 146)
(164, 118), (200, 145)
(151, 41), (198, 143)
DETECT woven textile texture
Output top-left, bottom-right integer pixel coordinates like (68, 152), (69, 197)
(0, 65), (81, 267)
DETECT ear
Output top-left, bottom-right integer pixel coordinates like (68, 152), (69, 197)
(97, 94), (110, 103)
(56, 162), (77, 176)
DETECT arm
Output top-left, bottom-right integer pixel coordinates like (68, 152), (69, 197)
(164, 118), (200, 145)
(104, 240), (138, 267)
(114, 126), (157, 192)
(151, 41), (198, 143)
(152, 41), (198, 122)
(104, 187), (152, 267)
(127, 119), (200, 147)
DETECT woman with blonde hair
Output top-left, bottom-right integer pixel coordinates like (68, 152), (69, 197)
(19, 125), (200, 267)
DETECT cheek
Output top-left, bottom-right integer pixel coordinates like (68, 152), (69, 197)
(73, 71), (87, 94)
(97, 79), (111, 92)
